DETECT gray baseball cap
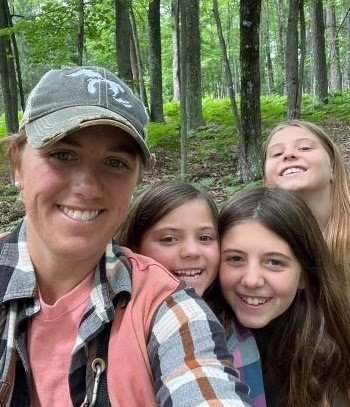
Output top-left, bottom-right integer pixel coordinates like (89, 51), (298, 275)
(19, 66), (150, 164)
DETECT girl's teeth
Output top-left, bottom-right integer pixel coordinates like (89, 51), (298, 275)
(242, 296), (268, 306)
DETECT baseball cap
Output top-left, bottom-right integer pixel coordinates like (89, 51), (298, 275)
(19, 66), (150, 164)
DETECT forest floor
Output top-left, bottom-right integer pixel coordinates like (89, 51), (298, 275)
(1, 118), (350, 232)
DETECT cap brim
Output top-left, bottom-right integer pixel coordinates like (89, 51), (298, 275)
(24, 106), (150, 164)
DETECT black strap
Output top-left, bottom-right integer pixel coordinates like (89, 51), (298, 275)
(94, 322), (112, 406)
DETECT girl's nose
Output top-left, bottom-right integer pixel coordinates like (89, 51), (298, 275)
(240, 265), (264, 288)
(179, 239), (200, 259)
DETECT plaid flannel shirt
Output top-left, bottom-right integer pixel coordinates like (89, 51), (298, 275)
(0, 220), (252, 406)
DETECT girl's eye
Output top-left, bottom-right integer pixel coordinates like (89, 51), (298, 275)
(225, 255), (245, 265)
(268, 149), (283, 158)
(53, 151), (73, 161)
(266, 258), (287, 269)
(298, 145), (311, 151)
(159, 236), (178, 244)
(199, 234), (216, 242)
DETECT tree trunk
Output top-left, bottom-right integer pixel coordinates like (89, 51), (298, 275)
(345, 2), (350, 90)
(77, 0), (84, 65)
(182, 0), (205, 130)
(276, 0), (286, 94)
(171, 0), (180, 100)
(286, 0), (300, 119)
(115, 0), (133, 88)
(0, 0), (18, 133)
(262, 1), (275, 93)
(212, 0), (242, 135)
(311, 0), (328, 104)
(129, 7), (148, 110)
(240, 0), (262, 183)
(148, 0), (164, 122)
(179, 0), (188, 175)
(297, 0), (306, 114)
(326, 0), (342, 92)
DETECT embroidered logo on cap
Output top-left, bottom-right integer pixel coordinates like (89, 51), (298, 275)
(66, 68), (132, 108)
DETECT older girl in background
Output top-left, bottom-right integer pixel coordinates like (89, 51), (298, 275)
(212, 187), (350, 406)
(117, 180), (220, 296)
(263, 120), (350, 289)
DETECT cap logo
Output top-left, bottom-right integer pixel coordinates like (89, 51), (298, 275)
(66, 68), (132, 109)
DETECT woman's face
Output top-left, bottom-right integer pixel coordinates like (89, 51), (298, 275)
(264, 126), (333, 195)
(138, 199), (220, 296)
(15, 125), (141, 263)
(220, 220), (304, 329)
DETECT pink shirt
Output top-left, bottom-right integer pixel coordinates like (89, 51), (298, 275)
(28, 272), (94, 407)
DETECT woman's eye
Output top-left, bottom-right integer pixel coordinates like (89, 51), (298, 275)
(106, 158), (127, 168)
(299, 146), (311, 151)
(53, 151), (73, 161)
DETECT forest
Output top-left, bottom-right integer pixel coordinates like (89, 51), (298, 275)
(1, 0), (350, 185)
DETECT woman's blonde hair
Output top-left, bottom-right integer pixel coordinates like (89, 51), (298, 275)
(262, 120), (350, 289)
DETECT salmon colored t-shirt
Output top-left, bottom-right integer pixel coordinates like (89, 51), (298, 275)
(28, 272), (94, 407)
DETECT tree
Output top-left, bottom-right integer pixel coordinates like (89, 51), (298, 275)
(239, 0), (262, 182)
(0, 0), (18, 133)
(326, 0), (342, 92)
(180, 0), (205, 130)
(148, 0), (164, 122)
(171, 0), (180, 100)
(77, 0), (84, 65)
(212, 0), (241, 135)
(311, 0), (328, 104)
(115, 0), (133, 88)
(286, 0), (300, 119)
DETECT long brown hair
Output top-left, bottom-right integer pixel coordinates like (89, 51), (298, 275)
(262, 120), (350, 291)
(216, 187), (350, 406)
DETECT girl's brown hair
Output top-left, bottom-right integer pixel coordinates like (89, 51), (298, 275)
(214, 187), (350, 406)
(116, 179), (218, 250)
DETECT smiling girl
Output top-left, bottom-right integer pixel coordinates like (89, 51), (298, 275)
(211, 187), (350, 406)
(262, 120), (350, 289)
(117, 180), (220, 296)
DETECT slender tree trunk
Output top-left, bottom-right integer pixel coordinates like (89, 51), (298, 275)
(297, 0), (306, 113)
(183, 0), (205, 130)
(345, 3), (350, 90)
(276, 0), (286, 94)
(148, 0), (164, 122)
(212, 0), (242, 135)
(262, 0), (275, 93)
(171, 0), (180, 100)
(129, 7), (148, 110)
(326, 0), (342, 91)
(0, 0), (18, 133)
(286, 0), (300, 119)
(179, 0), (188, 175)
(115, 0), (133, 88)
(311, 0), (328, 104)
(240, 0), (262, 183)
(77, 0), (84, 65)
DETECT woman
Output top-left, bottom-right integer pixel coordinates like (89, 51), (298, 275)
(263, 120), (350, 289)
(212, 187), (350, 406)
(0, 66), (251, 406)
